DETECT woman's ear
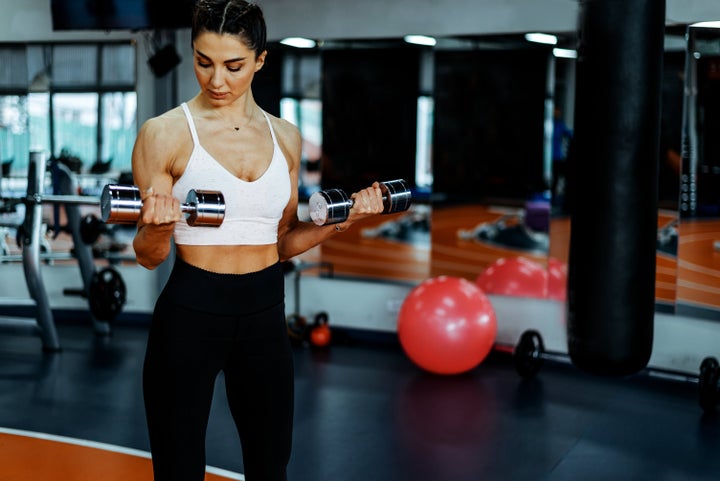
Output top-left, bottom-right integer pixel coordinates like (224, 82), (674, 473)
(255, 50), (267, 72)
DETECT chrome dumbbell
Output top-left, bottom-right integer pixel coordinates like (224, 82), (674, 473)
(308, 179), (412, 226)
(100, 184), (225, 226)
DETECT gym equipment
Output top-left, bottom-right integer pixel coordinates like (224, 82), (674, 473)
(511, 329), (720, 415)
(101, 184), (225, 226)
(286, 313), (309, 346)
(567, 0), (663, 376)
(309, 311), (331, 348)
(699, 357), (720, 413)
(0, 152), (126, 351)
(475, 256), (548, 299)
(88, 267), (127, 321)
(512, 330), (553, 378)
(284, 260), (334, 346)
(547, 257), (568, 302)
(397, 276), (497, 375)
(308, 179), (412, 226)
(79, 213), (111, 244)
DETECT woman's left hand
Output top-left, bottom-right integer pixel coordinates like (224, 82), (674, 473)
(349, 182), (384, 218)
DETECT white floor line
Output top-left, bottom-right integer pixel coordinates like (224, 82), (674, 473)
(0, 426), (245, 480)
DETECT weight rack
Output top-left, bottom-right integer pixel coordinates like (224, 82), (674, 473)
(0, 151), (111, 352)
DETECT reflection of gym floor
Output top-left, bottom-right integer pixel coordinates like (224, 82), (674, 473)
(431, 206), (683, 306)
(2, 321), (719, 481)
(676, 218), (720, 313)
(316, 207), (431, 283)
(431, 205), (548, 281)
(547, 212), (681, 307)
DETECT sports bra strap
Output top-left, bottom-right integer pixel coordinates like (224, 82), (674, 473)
(261, 111), (278, 146)
(181, 103), (200, 145)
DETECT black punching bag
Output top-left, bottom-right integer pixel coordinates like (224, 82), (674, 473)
(567, 0), (664, 376)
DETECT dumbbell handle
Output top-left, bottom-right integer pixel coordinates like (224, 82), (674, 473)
(101, 184), (225, 226)
(309, 179), (412, 226)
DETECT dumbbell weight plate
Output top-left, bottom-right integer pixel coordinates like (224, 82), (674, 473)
(185, 190), (225, 227)
(101, 184), (141, 224)
(379, 179), (412, 214)
(513, 329), (545, 378)
(88, 266), (127, 322)
(699, 356), (720, 413)
(309, 188), (352, 226)
(80, 213), (104, 244)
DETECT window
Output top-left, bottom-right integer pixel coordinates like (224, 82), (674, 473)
(278, 50), (323, 199)
(0, 42), (137, 177)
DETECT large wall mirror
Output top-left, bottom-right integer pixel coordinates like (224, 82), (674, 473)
(676, 23), (720, 320)
(261, 39), (432, 284)
(263, 26), (714, 316)
(430, 34), (558, 300)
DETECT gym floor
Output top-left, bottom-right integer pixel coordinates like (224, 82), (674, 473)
(1, 318), (719, 481)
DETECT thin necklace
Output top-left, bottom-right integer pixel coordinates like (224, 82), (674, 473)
(214, 108), (254, 132)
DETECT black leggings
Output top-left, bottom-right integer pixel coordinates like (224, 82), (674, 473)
(143, 258), (293, 481)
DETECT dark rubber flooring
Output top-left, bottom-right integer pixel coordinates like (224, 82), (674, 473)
(1, 319), (719, 481)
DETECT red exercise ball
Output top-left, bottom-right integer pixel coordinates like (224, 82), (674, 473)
(397, 276), (497, 375)
(475, 256), (547, 299)
(547, 257), (568, 301)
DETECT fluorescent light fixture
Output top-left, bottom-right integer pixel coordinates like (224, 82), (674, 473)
(690, 21), (720, 28)
(553, 48), (577, 59)
(404, 35), (437, 46)
(280, 37), (316, 49)
(525, 32), (558, 45)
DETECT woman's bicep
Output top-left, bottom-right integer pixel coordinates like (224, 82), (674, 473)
(131, 120), (175, 195)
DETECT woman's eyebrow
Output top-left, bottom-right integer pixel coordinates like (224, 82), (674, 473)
(195, 49), (246, 63)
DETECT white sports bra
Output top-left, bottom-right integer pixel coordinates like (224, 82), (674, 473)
(172, 103), (291, 246)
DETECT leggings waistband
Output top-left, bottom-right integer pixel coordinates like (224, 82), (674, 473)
(161, 257), (285, 316)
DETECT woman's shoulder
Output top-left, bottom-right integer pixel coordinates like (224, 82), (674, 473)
(138, 106), (188, 144)
(135, 106), (192, 159)
(265, 112), (301, 151)
(142, 105), (187, 132)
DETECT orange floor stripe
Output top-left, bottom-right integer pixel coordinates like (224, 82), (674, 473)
(0, 429), (243, 481)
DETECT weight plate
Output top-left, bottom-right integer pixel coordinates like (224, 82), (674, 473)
(513, 330), (544, 378)
(88, 267), (127, 321)
(699, 357), (720, 413)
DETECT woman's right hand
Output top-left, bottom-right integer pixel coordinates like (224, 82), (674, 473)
(139, 187), (183, 226)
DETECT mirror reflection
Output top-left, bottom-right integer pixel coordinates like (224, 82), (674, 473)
(276, 27), (698, 308)
(676, 24), (720, 320)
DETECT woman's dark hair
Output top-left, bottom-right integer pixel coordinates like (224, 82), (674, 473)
(191, 0), (267, 57)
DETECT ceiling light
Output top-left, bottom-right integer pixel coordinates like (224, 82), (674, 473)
(280, 37), (317, 49)
(404, 35), (437, 46)
(690, 21), (720, 28)
(553, 48), (577, 59)
(525, 33), (558, 45)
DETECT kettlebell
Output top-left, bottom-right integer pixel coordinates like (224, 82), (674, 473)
(286, 313), (309, 346)
(310, 311), (332, 348)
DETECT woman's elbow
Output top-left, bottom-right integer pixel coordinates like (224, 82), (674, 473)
(136, 256), (160, 270)
(133, 241), (167, 270)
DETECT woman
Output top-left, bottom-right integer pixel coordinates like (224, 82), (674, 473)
(131, 1), (385, 480)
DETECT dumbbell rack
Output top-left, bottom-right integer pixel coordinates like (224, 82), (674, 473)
(0, 151), (110, 352)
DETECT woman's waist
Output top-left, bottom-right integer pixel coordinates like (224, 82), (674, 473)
(163, 254), (285, 315)
(176, 244), (279, 274)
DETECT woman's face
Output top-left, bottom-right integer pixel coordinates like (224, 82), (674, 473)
(192, 31), (266, 106)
